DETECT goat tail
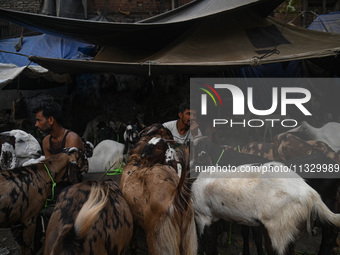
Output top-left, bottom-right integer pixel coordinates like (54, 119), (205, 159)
(74, 184), (109, 238)
(312, 191), (340, 228)
(171, 150), (197, 255)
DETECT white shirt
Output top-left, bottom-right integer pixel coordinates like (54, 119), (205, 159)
(163, 120), (202, 144)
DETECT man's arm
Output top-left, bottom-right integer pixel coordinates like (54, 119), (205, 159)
(42, 135), (51, 158)
(65, 132), (85, 151)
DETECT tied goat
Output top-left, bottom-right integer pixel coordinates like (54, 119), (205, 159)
(192, 138), (340, 255)
(120, 132), (197, 255)
(289, 121), (340, 152)
(192, 138), (270, 255)
(1, 129), (42, 167)
(0, 147), (87, 255)
(44, 179), (133, 255)
(273, 132), (340, 164)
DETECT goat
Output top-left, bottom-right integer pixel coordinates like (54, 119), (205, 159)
(0, 130), (42, 167)
(0, 147), (87, 255)
(273, 132), (340, 163)
(192, 138), (340, 255)
(225, 141), (274, 160)
(290, 121), (340, 152)
(82, 114), (115, 146)
(88, 139), (125, 172)
(44, 179), (133, 255)
(271, 134), (340, 254)
(120, 134), (196, 255)
(192, 138), (270, 255)
(127, 123), (173, 156)
(123, 124), (140, 154)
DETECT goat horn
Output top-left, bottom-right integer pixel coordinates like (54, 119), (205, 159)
(192, 135), (208, 146)
(139, 124), (160, 137)
(164, 139), (176, 144)
(67, 147), (79, 153)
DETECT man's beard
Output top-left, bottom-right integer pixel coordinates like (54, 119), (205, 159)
(38, 125), (52, 136)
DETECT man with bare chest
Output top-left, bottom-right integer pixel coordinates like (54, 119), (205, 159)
(33, 101), (84, 157)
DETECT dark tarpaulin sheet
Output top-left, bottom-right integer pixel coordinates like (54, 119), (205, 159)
(0, 0), (283, 50)
(138, 0), (284, 23)
(28, 10), (340, 75)
(1, 0), (340, 75)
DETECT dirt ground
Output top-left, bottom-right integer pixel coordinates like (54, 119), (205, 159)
(0, 173), (336, 255)
(0, 224), (329, 255)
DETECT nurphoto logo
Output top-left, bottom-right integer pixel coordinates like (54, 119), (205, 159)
(191, 78), (313, 129)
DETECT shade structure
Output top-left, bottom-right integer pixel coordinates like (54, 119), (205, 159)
(1, 0), (340, 75)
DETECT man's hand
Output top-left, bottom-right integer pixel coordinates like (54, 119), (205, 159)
(190, 121), (199, 137)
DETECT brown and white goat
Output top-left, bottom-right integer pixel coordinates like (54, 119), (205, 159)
(44, 179), (133, 255)
(0, 148), (87, 255)
(273, 132), (340, 163)
(127, 123), (173, 156)
(120, 136), (197, 255)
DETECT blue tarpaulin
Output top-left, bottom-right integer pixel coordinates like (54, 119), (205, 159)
(308, 12), (340, 33)
(0, 34), (94, 67)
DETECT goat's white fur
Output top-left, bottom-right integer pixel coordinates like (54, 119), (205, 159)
(192, 161), (340, 255)
(298, 121), (340, 152)
(88, 140), (124, 172)
(1, 129), (42, 167)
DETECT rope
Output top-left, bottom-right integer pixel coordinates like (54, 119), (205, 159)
(228, 222), (233, 244)
(215, 149), (225, 166)
(44, 164), (56, 208)
(106, 161), (124, 176)
(0, 49), (30, 57)
(252, 0), (295, 62)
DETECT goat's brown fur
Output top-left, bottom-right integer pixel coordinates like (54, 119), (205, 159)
(120, 128), (196, 255)
(44, 179), (133, 255)
(128, 123), (173, 156)
(273, 133), (340, 162)
(0, 149), (87, 255)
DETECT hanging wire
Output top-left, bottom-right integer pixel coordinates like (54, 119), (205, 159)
(252, 0), (296, 63)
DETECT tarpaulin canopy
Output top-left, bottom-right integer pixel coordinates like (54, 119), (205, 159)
(0, 0), (283, 51)
(29, 10), (340, 75)
(0, 34), (94, 67)
(308, 11), (340, 33)
(0, 34), (93, 88)
(1, 0), (340, 75)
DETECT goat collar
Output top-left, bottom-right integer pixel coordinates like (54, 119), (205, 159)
(44, 163), (56, 207)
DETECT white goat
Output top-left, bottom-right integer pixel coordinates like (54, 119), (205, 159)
(293, 121), (340, 152)
(88, 139), (124, 172)
(0, 130), (42, 167)
(192, 161), (340, 255)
